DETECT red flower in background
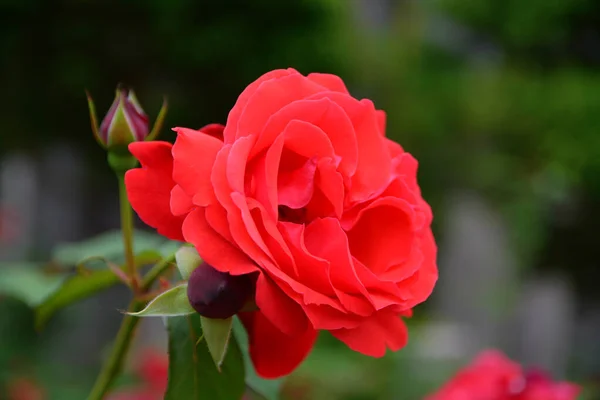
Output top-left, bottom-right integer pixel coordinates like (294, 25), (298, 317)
(107, 349), (168, 400)
(126, 68), (438, 378)
(6, 377), (45, 400)
(427, 350), (580, 400)
(0, 204), (20, 243)
(135, 350), (169, 395)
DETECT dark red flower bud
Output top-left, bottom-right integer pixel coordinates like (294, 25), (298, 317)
(186, 262), (254, 319)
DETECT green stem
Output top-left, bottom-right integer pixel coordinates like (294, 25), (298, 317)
(86, 300), (143, 400)
(87, 153), (149, 400)
(141, 253), (176, 290)
(117, 174), (138, 292)
(85, 253), (176, 400)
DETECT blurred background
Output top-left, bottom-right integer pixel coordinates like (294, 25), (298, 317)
(1, 0), (600, 399)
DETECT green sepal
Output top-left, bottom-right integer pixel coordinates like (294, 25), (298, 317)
(146, 96), (168, 142)
(175, 245), (202, 280)
(200, 316), (234, 372)
(86, 90), (104, 148)
(164, 315), (245, 400)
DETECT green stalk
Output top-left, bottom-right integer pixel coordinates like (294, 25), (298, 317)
(141, 253), (177, 289)
(85, 300), (143, 400)
(117, 173), (139, 292)
(85, 253), (176, 400)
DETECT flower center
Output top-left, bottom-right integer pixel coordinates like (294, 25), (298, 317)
(278, 205), (308, 224)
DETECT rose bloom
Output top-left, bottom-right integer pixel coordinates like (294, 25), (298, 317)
(427, 350), (581, 400)
(126, 68), (438, 378)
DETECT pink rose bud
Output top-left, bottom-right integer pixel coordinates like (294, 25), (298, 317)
(86, 86), (167, 151)
(186, 262), (254, 319)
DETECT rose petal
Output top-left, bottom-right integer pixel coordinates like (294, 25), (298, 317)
(198, 123), (225, 141)
(353, 259), (407, 310)
(277, 157), (318, 209)
(170, 184), (193, 216)
(246, 198), (298, 277)
(376, 110), (387, 136)
(307, 73), (350, 94)
(253, 98), (358, 176)
(172, 127), (224, 207)
(304, 218), (374, 317)
(330, 310), (409, 357)
(211, 146), (273, 268)
(255, 273), (309, 335)
(231, 192), (279, 266)
(306, 158), (344, 219)
(394, 153), (420, 194)
(125, 141), (185, 241)
(204, 203), (235, 243)
(347, 197), (415, 275)
(227, 135), (256, 194)
(181, 208), (257, 275)
(239, 310), (317, 379)
(281, 119), (336, 160)
(387, 138), (404, 158)
(307, 92), (392, 201)
(244, 221), (361, 330)
(235, 73), (323, 141)
(395, 228), (438, 308)
(278, 222), (335, 296)
(250, 134), (285, 221)
(224, 69), (298, 144)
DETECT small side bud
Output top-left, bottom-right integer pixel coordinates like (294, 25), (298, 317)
(98, 88), (149, 150)
(186, 262), (254, 319)
(86, 86), (167, 153)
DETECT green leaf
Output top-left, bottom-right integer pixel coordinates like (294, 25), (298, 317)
(35, 251), (173, 330)
(0, 263), (66, 307)
(128, 284), (194, 317)
(34, 268), (119, 330)
(201, 316), (233, 372)
(165, 315), (245, 400)
(175, 245), (202, 280)
(52, 230), (180, 267)
(232, 317), (283, 400)
(77, 250), (163, 270)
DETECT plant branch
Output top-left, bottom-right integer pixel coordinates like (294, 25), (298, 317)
(117, 173), (139, 293)
(85, 252), (177, 400)
(86, 299), (143, 400)
(141, 252), (176, 291)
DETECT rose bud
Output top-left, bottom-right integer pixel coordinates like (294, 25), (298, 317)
(186, 262), (254, 319)
(86, 86), (167, 152)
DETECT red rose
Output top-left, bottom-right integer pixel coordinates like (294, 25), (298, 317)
(427, 350), (581, 400)
(126, 68), (438, 378)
